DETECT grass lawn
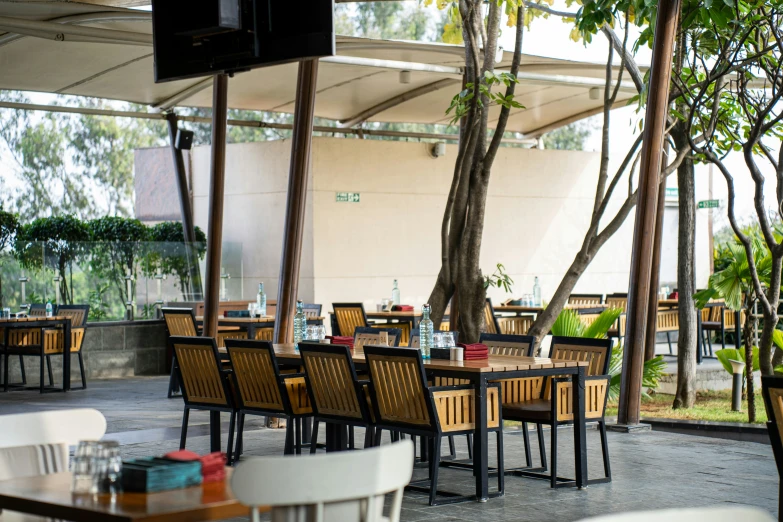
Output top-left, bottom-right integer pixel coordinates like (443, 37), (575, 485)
(606, 390), (768, 424)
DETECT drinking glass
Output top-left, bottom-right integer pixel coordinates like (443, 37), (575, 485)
(71, 441), (101, 494)
(1, 308), (9, 319)
(96, 441), (122, 495)
(305, 325), (319, 341)
(442, 332), (455, 348)
(316, 325), (327, 342)
(433, 332), (444, 348)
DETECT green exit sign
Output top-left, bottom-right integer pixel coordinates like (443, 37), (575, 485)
(336, 192), (360, 203)
(698, 200), (720, 209)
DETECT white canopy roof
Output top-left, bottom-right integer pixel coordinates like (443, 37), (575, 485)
(0, 1), (640, 136)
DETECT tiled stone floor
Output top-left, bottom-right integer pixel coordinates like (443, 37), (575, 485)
(0, 377), (778, 521)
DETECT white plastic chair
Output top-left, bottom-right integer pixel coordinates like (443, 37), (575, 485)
(231, 440), (414, 522)
(0, 408), (106, 448)
(578, 507), (775, 522)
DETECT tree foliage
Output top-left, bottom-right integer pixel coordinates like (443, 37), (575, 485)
(13, 215), (89, 304)
(542, 119), (597, 151)
(88, 217), (150, 308)
(146, 221), (207, 299)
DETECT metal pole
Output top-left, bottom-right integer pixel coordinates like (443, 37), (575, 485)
(203, 74), (229, 454)
(165, 113), (203, 300)
(617, 0), (681, 426)
(645, 156), (668, 362)
(202, 74), (229, 339)
(274, 59), (319, 344)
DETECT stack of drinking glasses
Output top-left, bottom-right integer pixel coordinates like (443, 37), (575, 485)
(433, 332), (456, 349)
(304, 325), (327, 343)
(71, 440), (123, 496)
(1, 307), (10, 319)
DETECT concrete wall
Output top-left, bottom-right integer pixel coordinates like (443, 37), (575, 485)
(186, 137), (637, 313)
(4, 321), (168, 386)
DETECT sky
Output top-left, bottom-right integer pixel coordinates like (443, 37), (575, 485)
(1, 0), (776, 231)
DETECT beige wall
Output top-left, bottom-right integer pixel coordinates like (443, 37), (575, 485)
(188, 137), (638, 314)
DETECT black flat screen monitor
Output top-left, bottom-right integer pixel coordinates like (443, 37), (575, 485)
(151, 0), (335, 83)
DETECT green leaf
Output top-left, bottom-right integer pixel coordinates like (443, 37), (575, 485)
(551, 309), (585, 337)
(583, 308), (624, 339)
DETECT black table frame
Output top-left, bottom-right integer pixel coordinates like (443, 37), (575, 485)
(1, 317), (72, 393)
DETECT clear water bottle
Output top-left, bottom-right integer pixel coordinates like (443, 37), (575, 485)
(256, 283), (267, 317)
(293, 300), (306, 348)
(419, 304), (434, 359)
(45, 301), (53, 317)
(392, 279), (400, 306)
(533, 277), (542, 306)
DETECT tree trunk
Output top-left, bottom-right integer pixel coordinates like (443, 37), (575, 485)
(527, 250), (591, 350)
(673, 145), (698, 409)
(759, 255), (782, 376)
(744, 305), (757, 422)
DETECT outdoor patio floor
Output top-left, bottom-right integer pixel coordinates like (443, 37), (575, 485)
(0, 376), (778, 521)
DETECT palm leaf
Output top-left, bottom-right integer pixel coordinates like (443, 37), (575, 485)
(551, 309), (584, 337)
(582, 307), (623, 339)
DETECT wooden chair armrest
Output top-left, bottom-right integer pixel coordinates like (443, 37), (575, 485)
(553, 376), (610, 422)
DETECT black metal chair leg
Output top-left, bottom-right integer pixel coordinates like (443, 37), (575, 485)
(550, 423), (557, 489)
(537, 423), (548, 471)
(374, 428), (383, 447)
(167, 356), (179, 398)
(310, 420), (320, 454)
(235, 413), (245, 458)
(599, 420), (611, 480)
(429, 435), (442, 506)
(39, 354), (44, 394)
(226, 412), (236, 466)
(447, 436), (456, 458)
(364, 426), (374, 448)
(466, 433), (473, 460)
(3, 353), (8, 392)
(179, 407), (190, 450)
(78, 352), (87, 389)
(18, 355), (26, 385)
(497, 429), (505, 495)
(666, 331), (673, 355)
(294, 417), (302, 455)
(284, 421), (294, 455)
(522, 422), (532, 468)
(46, 355), (54, 386)
(348, 426), (355, 450)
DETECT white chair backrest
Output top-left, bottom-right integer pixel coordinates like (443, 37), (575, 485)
(231, 440), (414, 522)
(0, 409), (106, 448)
(0, 442), (69, 481)
(578, 507), (775, 522)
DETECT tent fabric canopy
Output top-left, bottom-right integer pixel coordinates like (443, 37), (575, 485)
(0, 0), (642, 137)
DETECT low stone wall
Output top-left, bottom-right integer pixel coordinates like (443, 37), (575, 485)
(4, 320), (168, 386)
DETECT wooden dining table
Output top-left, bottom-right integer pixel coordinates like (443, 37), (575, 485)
(196, 316), (325, 339)
(210, 344), (590, 501)
(0, 470), (257, 522)
(0, 316), (72, 392)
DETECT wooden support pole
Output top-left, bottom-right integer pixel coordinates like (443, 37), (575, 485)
(618, 0), (681, 426)
(202, 74), (229, 340)
(165, 113), (203, 301)
(274, 59), (319, 344)
(645, 151), (668, 362)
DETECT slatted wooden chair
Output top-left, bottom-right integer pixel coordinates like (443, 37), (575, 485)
(354, 326), (402, 351)
(224, 339), (313, 458)
(700, 302), (733, 356)
(253, 327), (275, 341)
(298, 342), (376, 452)
(1, 304), (49, 388)
(363, 345), (503, 506)
(657, 309), (679, 355)
(503, 336), (612, 488)
(41, 304), (89, 390)
(483, 298), (501, 334)
(374, 320), (412, 346)
(303, 303), (322, 319)
(568, 294), (604, 307)
(170, 336), (239, 464)
(498, 316), (534, 335)
(162, 307), (246, 397)
(762, 375), (783, 517)
(605, 293), (628, 311)
(332, 303), (371, 337)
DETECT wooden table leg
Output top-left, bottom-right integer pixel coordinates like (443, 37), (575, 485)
(473, 377), (489, 501)
(572, 366), (588, 489)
